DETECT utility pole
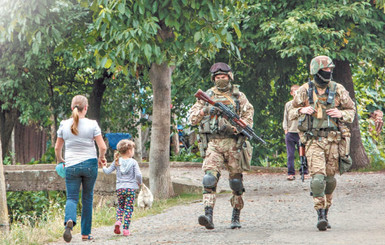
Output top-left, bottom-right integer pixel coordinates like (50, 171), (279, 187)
(0, 136), (9, 232)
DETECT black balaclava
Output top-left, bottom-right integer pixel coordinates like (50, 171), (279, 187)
(314, 69), (332, 88)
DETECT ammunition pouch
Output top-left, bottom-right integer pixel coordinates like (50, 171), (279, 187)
(199, 115), (214, 134)
(207, 134), (238, 140)
(240, 140), (253, 171)
(197, 134), (208, 158)
(218, 117), (234, 136)
(305, 128), (339, 139)
(298, 114), (311, 132)
(339, 155), (352, 175)
(338, 123), (351, 138)
(338, 123), (352, 175)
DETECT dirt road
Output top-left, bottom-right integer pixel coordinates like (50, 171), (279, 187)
(50, 169), (385, 245)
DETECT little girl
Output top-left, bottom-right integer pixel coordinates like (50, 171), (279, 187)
(103, 139), (142, 236)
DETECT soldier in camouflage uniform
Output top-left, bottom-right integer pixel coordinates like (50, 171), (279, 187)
(290, 56), (355, 231)
(188, 62), (254, 230)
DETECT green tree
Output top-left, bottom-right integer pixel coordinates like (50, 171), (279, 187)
(85, 0), (244, 198)
(354, 61), (385, 168)
(236, 0), (385, 169)
(0, 0), (116, 153)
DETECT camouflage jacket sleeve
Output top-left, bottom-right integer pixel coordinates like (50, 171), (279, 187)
(335, 83), (356, 123)
(188, 98), (205, 126)
(238, 92), (254, 127)
(290, 83), (356, 123)
(283, 101), (290, 130)
(290, 85), (309, 120)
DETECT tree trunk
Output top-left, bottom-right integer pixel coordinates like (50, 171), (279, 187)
(333, 60), (370, 169)
(10, 128), (15, 165)
(134, 122), (143, 162)
(170, 113), (180, 156)
(141, 126), (151, 160)
(50, 113), (57, 149)
(148, 62), (174, 199)
(170, 130), (179, 155)
(0, 108), (18, 159)
(0, 133), (10, 232)
(47, 78), (58, 149)
(88, 76), (107, 125)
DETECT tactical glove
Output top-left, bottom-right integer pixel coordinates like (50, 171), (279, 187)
(210, 106), (222, 116)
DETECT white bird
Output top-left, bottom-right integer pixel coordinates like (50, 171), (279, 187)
(137, 183), (153, 209)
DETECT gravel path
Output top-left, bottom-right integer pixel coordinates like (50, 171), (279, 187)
(49, 168), (385, 245)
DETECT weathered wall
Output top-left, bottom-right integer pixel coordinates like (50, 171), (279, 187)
(4, 163), (285, 195)
(3, 164), (203, 195)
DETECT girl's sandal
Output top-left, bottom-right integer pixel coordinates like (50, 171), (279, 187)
(82, 235), (94, 241)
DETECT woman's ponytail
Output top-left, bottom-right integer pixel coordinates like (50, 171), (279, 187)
(70, 95), (88, 135)
(71, 106), (79, 135)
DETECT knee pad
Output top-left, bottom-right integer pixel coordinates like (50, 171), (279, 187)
(325, 176), (336, 194)
(310, 174), (325, 197)
(202, 171), (219, 192)
(229, 174), (244, 196)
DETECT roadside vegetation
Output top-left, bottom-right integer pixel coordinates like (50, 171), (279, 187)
(1, 193), (201, 245)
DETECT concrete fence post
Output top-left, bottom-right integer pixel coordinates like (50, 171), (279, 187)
(0, 137), (10, 233)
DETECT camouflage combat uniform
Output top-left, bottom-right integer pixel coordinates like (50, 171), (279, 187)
(290, 55), (355, 231)
(189, 85), (254, 210)
(291, 82), (355, 209)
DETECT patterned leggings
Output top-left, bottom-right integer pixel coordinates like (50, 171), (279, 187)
(116, 188), (136, 230)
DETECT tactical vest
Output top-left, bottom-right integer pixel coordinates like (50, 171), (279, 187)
(198, 85), (241, 136)
(299, 81), (338, 136)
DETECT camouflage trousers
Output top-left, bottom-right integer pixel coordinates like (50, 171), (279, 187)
(202, 138), (244, 210)
(305, 134), (340, 210)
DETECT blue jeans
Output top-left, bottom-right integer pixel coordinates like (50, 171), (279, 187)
(64, 158), (98, 235)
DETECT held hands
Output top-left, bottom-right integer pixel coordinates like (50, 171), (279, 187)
(98, 156), (107, 168)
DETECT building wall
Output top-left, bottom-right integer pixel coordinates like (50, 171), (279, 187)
(14, 122), (47, 164)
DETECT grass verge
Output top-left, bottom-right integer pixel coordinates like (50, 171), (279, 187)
(0, 193), (201, 245)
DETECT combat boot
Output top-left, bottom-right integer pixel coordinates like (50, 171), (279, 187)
(325, 208), (331, 229)
(316, 209), (328, 231)
(230, 208), (241, 229)
(198, 206), (214, 229)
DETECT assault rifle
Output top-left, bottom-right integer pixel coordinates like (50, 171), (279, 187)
(194, 89), (267, 144)
(299, 141), (308, 182)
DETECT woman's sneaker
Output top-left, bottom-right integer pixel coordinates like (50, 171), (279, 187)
(63, 219), (73, 242)
(123, 229), (130, 236)
(114, 221), (121, 234)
